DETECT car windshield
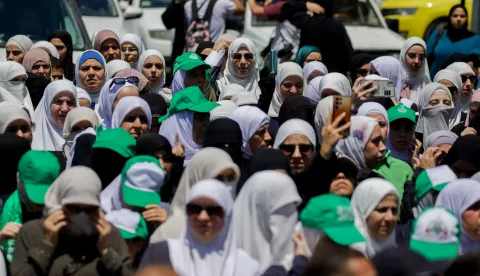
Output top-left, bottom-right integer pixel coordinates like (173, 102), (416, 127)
(75, 0), (118, 17)
(0, 0), (87, 50)
(252, 0), (382, 28)
(140, 0), (170, 8)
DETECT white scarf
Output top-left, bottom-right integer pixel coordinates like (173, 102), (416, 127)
(31, 41), (60, 59)
(318, 72), (352, 98)
(210, 100), (238, 121)
(120, 33), (145, 68)
(268, 62), (306, 117)
(229, 106), (269, 159)
(106, 60), (131, 79)
(97, 78), (138, 128)
(6, 35), (33, 53)
(273, 118), (316, 148)
(303, 61), (328, 82)
(446, 62), (476, 126)
(111, 96), (152, 129)
(32, 80), (79, 151)
(305, 76), (323, 104)
(0, 61), (34, 115)
(218, 83), (244, 101)
(0, 103), (31, 134)
(370, 56), (406, 101)
(138, 49), (172, 103)
(433, 69), (463, 127)
(314, 95), (333, 143)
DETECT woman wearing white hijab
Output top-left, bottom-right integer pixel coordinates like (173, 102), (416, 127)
(150, 148), (240, 243)
(233, 171), (301, 272)
(415, 83), (454, 145)
(138, 49), (172, 103)
(370, 56), (406, 101)
(31, 41), (60, 59)
(268, 62), (306, 118)
(76, 87), (92, 108)
(141, 179), (261, 276)
(305, 76), (323, 104)
(97, 78), (140, 128)
(219, 83), (244, 101)
(229, 106), (271, 160)
(32, 80), (78, 151)
(435, 179), (480, 254)
(120, 33), (145, 67)
(210, 100), (238, 121)
(303, 61), (328, 83)
(106, 60), (131, 79)
(351, 178), (399, 258)
(433, 69), (463, 127)
(399, 37), (431, 104)
(0, 103), (33, 142)
(0, 61), (34, 115)
(357, 102), (389, 140)
(217, 38), (261, 98)
(446, 62), (476, 126)
(318, 72), (352, 99)
(111, 96), (152, 139)
(6, 35), (33, 64)
(314, 95), (333, 143)
(62, 106), (100, 153)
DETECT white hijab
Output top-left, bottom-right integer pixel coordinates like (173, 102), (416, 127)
(435, 179), (480, 254)
(273, 118), (316, 149)
(76, 87), (92, 104)
(357, 102), (389, 136)
(111, 96), (152, 129)
(318, 72), (352, 99)
(303, 61), (328, 83)
(446, 62), (475, 124)
(233, 171), (301, 272)
(433, 69), (463, 127)
(229, 106), (270, 159)
(106, 60), (131, 79)
(138, 49), (172, 103)
(399, 37), (431, 104)
(0, 61), (34, 115)
(217, 38), (261, 98)
(231, 91), (259, 106)
(150, 148), (240, 243)
(32, 80), (79, 151)
(314, 96), (333, 144)
(97, 78), (138, 128)
(210, 100), (238, 121)
(168, 179), (260, 276)
(0, 103), (31, 134)
(268, 62), (306, 117)
(351, 178), (399, 258)
(219, 83), (244, 101)
(120, 33), (145, 68)
(305, 76), (323, 104)
(6, 35), (33, 54)
(63, 106), (100, 139)
(31, 41), (60, 59)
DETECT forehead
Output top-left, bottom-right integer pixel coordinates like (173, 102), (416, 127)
(282, 75), (304, 83)
(407, 45), (425, 53)
(6, 45), (22, 51)
(430, 91), (450, 99)
(367, 112), (386, 122)
(50, 38), (65, 46)
(283, 133), (311, 144)
(145, 55), (163, 63)
(189, 197), (220, 206)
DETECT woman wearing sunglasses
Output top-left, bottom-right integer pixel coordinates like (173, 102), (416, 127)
(75, 50), (107, 107)
(217, 38), (261, 99)
(349, 53), (374, 84)
(97, 77), (140, 129)
(141, 179), (260, 276)
(446, 62), (477, 127)
(399, 37), (431, 104)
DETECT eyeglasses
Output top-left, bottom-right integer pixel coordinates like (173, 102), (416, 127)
(406, 53), (425, 61)
(446, 86), (458, 97)
(186, 203), (224, 217)
(282, 82), (303, 90)
(461, 75), (477, 84)
(123, 114), (149, 124)
(279, 144), (314, 155)
(232, 53), (254, 61)
(110, 77), (140, 89)
(356, 68), (368, 77)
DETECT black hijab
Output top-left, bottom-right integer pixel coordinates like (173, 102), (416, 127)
(136, 133), (172, 159)
(442, 135), (480, 177)
(48, 30), (75, 81)
(195, 41), (215, 60)
(26, 73), (50, 109)
(92, 148), (129, 190)
(446, 4), (475, 43)
(203, 118), (243, 167)
(71, 134), (97, 168)
(0, 134), (31, 196)
(140, 93), (168, 116)
(278, 96), (315, 128)
(349, 53), (374, 82)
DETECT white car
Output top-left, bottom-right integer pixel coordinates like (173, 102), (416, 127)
(242, 0), (405, 67)
(119, 0), (174, 59)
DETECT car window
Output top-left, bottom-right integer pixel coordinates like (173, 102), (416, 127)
(140, 0), (170, 8)
(76, 0), (119, 17)
(0, 0), (86, 50)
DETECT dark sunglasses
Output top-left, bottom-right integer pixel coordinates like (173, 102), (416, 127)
(186, 203), (224, 217)
(446, 86), (458, 97)
(110, 77), (139, 88)
(461, 75), (477, 84)
(356, 68), (368, 77)
(279, 144), (314, 155)
(232, 53), (254, 61)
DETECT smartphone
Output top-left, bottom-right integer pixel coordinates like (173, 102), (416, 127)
(332, 95), (352, 137)
(360, 77), (395, 98)
(269, 49), (278, 76)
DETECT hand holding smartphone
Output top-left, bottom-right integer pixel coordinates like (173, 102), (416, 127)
(332, 95), (352, 137)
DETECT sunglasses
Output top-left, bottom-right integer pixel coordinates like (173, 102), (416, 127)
(121, 47), (138, 52)
(461, 75), (477, 84)
(232, 53), (254, 61)
(447, 86), (458, 97)
(186, 203), (224, 217)
(110, 77), (139, 88)
(279, 144), (314, 155)
(356, 68), (368, 77)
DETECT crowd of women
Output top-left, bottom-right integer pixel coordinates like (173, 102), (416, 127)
(0, 2), (480, 276)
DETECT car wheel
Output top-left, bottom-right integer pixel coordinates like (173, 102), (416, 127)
(424, 18), (448, 41)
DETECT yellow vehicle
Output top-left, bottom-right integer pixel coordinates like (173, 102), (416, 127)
(381, 0), (473, 40)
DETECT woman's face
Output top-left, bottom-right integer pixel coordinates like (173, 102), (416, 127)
(193, 112), (210, 145)
(367, 113), (388, 141)
(356, 63), (370, 79)
(120, 108), (149, 139)
(121, 42), (140, 66)
(304, 51), (322, 66)
(364, 125), (386, 169)
(50, 91), (76, 128)
(6, 45), (25, 63)
(100, 38), (121, 62)
(280, 75), (304, 99)
(438, 79), (458, 103)
(461, 73), (475, 99)
(69, 120), (93, 137)
(30, 61), (51, 79)
(366, 194), (398, 240)
(155, 152), (172, 178)
(184, 67), (207, 92)
(112, 86), (140, 111)
(461, 200), (480, 241)
(51, 67), (64, 81)
(279, 134), (314, 175)
(389, 119), (415, 151)
(215, 168), (236, 183)
(142, 56), (164, 88)
(428, 91), (452, 107)
(79, 59), (105, 93)
(329, 172), (355, 197)
(187, 197), (225, 243)
(248, 124), (272, 154)
(450, 7), (467, 29)
(50, 38), (68, 64)
(405, 45), (425, 73)
(232, 48), (254, 78)
(5, 119), (33, 141)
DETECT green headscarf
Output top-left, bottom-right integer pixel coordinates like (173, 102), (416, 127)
(295, 45), (321, 66)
